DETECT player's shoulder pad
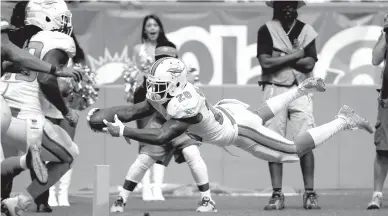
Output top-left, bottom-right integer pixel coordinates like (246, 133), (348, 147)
(167, 86), (205, 119)
(30, 31), (76, 58)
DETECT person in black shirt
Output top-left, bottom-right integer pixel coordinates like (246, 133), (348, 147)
(367, 16), (388, 210)
(256, 0), (320, 210)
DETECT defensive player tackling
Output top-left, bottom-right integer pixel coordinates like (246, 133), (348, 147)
(88, 57), (374, 175)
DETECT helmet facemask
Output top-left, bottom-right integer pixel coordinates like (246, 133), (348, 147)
(54, 11), (73, 35)
(146, 57), (188, 104)
(146, 76), (172, 103)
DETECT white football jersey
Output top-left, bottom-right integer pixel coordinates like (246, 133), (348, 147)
(147, 82), (236, 146)
(0, 31), (75, 119)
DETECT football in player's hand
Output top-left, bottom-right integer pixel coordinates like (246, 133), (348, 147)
(87, 108), (115, 132)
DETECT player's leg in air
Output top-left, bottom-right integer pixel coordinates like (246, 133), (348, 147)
(218, 77), (374, 162)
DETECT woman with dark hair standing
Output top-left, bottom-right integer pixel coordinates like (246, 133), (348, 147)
(129, 14), (169, 202)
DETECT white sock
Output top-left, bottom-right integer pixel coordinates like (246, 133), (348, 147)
(142, 170), (151, 188)
(119, 188), (131, 203)
(200, 190), (211, 200)
(59, 169), (72, 195)
(151, 163), (165, 189)
(373, 191), (383, 197)
(306, 118), (347, 147)
(266, 87), (304, 117)
(20, 155), (27, 169)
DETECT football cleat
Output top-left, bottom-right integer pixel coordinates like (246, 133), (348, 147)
(303, 191), (321, 210)
(2, 194), (32, 216)
(367, 193), (383, 210)
(196, 197), (217, 212)
(264, 191), (285, 210)
(336, 105), (374, 133)
(298, 77), (326, 93)
(110, 196), (125, 213)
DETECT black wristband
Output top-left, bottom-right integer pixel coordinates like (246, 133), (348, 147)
(50, 65), (57, 75)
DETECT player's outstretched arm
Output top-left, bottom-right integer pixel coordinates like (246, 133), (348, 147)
(122, 118), (191, 145)
(116, 101), (156, 122)
(87, 100), (156, 132)
(103, 115), (193, 145)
